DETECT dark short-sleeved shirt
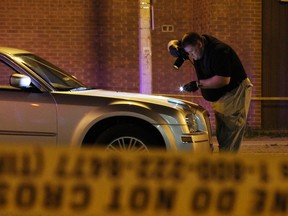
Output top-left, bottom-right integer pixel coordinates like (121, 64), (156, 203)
(194, 35), (247, 102)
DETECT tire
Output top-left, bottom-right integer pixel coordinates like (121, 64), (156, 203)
(95, 124), (162, 152)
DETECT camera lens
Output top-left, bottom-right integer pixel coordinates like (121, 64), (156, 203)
(173, 57), (185, 70)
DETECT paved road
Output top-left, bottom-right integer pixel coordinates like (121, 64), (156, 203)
(212, 136), (288, 154)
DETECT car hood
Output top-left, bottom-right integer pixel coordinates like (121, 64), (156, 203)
(62, 89), (199, 109)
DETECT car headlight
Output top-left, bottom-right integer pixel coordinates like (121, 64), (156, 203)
(185, 113), (198, 133)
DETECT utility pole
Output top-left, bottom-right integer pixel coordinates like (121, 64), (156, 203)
(139, 0), (153, 94)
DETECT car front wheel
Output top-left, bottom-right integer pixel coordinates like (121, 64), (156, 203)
(95, 124), (163, 152)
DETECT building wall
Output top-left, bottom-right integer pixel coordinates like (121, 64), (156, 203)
(0, 0), (262, 129)
(95, 0), (139, 91)
(1, 0), (100, 87)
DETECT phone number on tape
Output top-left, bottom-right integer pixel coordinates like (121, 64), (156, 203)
(0, 151), (286, 183)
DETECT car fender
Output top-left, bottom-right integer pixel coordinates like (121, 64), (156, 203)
(65, 102), (179, 148)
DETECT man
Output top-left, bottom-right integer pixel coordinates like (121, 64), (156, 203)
(168, 32), (253, 152)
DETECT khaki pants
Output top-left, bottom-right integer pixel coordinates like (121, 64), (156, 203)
(211, 78), (253, 152)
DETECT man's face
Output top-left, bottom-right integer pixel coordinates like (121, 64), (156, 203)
(184, 41), (204, 60)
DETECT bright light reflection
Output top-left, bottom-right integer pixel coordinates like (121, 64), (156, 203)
(14, 57), (24, 63)
(31, 104), (40, 107)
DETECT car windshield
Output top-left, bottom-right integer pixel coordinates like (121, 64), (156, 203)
(15, 54), (88, 91)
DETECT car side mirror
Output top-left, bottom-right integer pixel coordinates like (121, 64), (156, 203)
(10, 74), (32, 88)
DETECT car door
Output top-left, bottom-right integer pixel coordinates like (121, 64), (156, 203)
(0, 58), (57, 145)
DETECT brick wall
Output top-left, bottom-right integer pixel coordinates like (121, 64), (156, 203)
(0, 0), (262, 129)
(95, 1), (139, 91)
(0, 0), (100, 87)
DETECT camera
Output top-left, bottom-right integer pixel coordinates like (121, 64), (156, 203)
(173, 47), (189, 70)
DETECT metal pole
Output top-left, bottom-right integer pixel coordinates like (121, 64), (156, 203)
(139, 0), (152, 94)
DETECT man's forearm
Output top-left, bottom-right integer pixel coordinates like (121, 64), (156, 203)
(198, 75), (230, 89)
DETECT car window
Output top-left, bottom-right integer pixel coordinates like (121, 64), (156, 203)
(0, 60), (18, 88)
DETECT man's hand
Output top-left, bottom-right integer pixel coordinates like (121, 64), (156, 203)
(182, 81), (199, 92)
(168, 40), (181, 57)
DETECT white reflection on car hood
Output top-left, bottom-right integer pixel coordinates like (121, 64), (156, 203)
(63, 89), (190, 108)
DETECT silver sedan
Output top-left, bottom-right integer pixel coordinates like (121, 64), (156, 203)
(0, 47), (213, 152)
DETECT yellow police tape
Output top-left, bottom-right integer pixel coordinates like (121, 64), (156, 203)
(0, 145), (288, 216)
